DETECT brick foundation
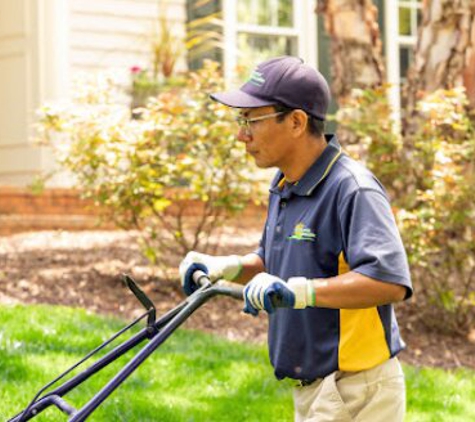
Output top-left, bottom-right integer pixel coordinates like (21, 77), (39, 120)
(0, 187), (97, 216)
(0, 187), (110, 235)
(0, 188), (266, 235)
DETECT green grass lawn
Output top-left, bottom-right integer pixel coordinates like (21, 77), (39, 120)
(0, 305), (474, 421)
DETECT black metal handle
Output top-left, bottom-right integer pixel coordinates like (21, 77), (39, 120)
(9, 273), (245, 422)
(192, 270), (243, 300)
(67, 278), (236, 421)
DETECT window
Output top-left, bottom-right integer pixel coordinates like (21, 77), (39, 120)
(385, 0), (422, 120)
(397, 0), (422, 82)
(223, 0), (316, 84)
(237, 0), (293, 27)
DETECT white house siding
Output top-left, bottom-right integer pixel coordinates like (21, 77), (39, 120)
(0, 0), (34, 185)
(0, 0), (59, 186)
(0, 0), (187, 187)
(69, 0), (187, 77)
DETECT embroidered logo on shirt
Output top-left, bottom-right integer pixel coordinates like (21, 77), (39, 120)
(287, 223), (316, 242)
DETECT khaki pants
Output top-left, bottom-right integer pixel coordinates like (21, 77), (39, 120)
(293, 357), (405, 422)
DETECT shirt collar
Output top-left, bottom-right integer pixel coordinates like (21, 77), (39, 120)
(270, 134), (343, 197)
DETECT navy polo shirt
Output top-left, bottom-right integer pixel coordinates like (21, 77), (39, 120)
(255, 135), (413, 381)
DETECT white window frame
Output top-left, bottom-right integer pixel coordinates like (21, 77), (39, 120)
(385, 0), (422, 123)
(222, 0), (317, 85)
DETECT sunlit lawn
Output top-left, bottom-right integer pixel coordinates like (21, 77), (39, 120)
(0, 305), (474, 421)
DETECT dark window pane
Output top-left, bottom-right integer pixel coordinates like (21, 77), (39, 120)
(186, 0), (222, 70)
(238, 0), (271, 26)
(237, 33), (297, 75)
(278, 0), (293, 27)
(238, 0), (293, 27)
(399, 7), (411, 36)
(399, 46), (414, 81)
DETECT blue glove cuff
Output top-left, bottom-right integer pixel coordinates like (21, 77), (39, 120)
(183, 262), (209, 296)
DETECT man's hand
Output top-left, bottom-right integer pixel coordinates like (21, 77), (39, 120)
(179, 251), (242, 296)
(243, 273), (314, 316)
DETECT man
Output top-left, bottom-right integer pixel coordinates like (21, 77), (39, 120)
(179, 56), (413, 421)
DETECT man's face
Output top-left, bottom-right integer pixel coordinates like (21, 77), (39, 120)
(236, 106), (294, 169)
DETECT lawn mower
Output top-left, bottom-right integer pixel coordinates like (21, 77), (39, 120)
(8, 270), (245, 421)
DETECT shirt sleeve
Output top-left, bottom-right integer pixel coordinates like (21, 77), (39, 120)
(339, 188), (413, 298)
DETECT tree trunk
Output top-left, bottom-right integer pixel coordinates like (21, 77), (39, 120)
(404, 0), (475, 131)
(463, 7), (475, 107)
(316, 0), (385, 103)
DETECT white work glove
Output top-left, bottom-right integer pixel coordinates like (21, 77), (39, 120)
(179, 251), (243, 296)
(243, 273), (315, 316)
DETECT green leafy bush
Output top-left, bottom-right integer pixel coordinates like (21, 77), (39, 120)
(336, 86), (475, 334)
(399, 88), (475, 334)
(36, 61), (261, 264)
(334, 85), (405, 200)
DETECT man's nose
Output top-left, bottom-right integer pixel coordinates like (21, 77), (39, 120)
(237, 126), (252, 142)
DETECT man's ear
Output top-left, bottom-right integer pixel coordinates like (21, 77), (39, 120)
(289, 110), (308, 136)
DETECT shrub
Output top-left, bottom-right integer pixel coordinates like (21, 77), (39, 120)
(336, 86), (475, 334)
(35, 61), (262, 264)
(399, 88), (475, 334)
(334, 85), (405, 200)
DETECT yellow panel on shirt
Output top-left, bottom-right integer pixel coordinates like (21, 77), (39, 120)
(338, 252), (391, 371)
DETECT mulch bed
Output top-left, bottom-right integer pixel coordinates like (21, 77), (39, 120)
(1, 230), (474, 370)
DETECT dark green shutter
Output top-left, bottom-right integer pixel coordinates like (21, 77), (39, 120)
(373, 0), (385, 54)
(317, 15), (337, 132)
(186, 0), (223, 70)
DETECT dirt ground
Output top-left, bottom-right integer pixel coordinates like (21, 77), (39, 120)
(0, 230), (474, 370)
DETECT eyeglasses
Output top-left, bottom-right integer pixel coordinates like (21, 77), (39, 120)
(235, 111), (285, 136)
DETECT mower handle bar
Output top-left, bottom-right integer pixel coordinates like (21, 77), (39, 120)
(193, 269), (244, 299)
(10, 270), (244, 422)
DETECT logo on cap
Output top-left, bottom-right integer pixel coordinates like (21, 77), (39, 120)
(248, 70), (266, 87)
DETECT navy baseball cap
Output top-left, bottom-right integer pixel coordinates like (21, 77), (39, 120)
(210, 56), (331, 120)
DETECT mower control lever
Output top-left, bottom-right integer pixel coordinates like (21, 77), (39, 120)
(123, 274), (156, 327)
